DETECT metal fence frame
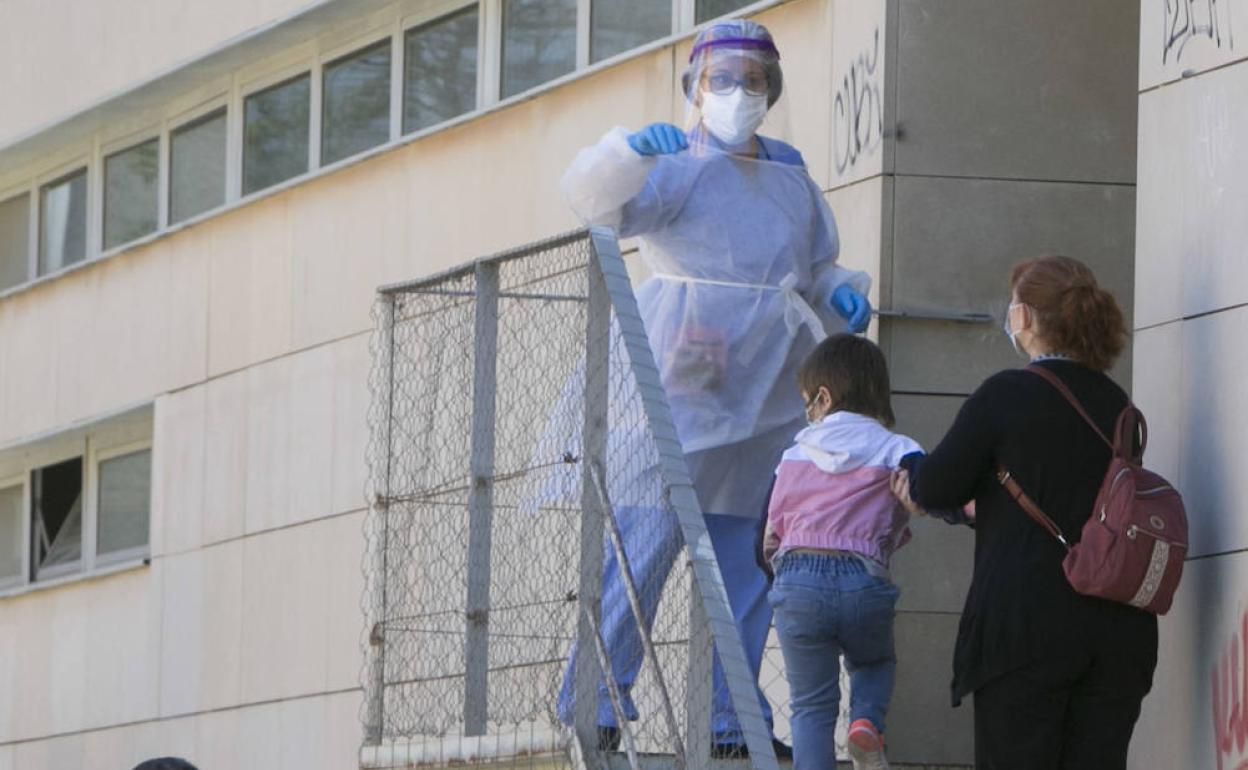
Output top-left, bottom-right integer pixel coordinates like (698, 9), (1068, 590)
(361, 228), (778, 770)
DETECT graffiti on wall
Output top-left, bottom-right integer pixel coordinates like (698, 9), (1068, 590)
(1163, 0), (1237, 63)
(832, 27), (883, 176)
(1211, 607), (1248, 770)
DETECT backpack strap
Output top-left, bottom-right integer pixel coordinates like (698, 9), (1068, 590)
(996, 468), (1071, 551)
(1024, 364), (1113, 449)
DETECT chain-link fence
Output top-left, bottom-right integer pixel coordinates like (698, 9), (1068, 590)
(361, 229), (779, 770)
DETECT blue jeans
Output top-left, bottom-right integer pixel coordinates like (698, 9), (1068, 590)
(768, 553), (899, 770)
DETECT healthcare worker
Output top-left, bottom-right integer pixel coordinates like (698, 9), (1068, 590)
(556, 19), (872, 757)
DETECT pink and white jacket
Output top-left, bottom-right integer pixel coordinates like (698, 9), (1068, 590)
(766, 411), (922, 571)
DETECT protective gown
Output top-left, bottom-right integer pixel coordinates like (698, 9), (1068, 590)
(564, 125), (868, 515)
(556, 125), (870, 740)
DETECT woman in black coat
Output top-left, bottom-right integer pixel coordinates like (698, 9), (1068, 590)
(893, 255), (1157, 769)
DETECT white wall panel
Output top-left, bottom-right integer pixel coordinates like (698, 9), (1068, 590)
(240, 520), (332, 703)
(83, 570), (162, 730)
(1135, 66), (1248, 327)
(1130, 550), (1248, 770)
(0, 291), (64, 443)
(1179, 307), (1248, 557)
(331, 335), (370, 517)
(159, 540), (245, 718)
(326, 511), (367, 690)
(1139, 0), (1248, 90)
(207, 201), (296, 378)
(47, 588), (90, 738)
(1133, 87), (1185, 328)
(203, 371), (249, 545)
(158, 549), (206, 718)
(1131, 322), (1184, 485)
(236, 699), (284, 769)
(828, 0), (888, 188)
(243, 355), (294, 535)
(288, 344), (336, 528)
(154, 388), (206, 557)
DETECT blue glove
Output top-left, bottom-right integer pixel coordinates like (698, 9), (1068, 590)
(830, 284), (872, 333)
(627, 123), (689, 156)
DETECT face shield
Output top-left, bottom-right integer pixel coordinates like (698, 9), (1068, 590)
(681, 22), (792, 157)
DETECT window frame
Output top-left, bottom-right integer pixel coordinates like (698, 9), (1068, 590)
(28, 440), (87, 583)
(100, 129), (164, 254)
(238, 64), (317, 200)
(319, 34), (398, 168)
(89, 439), (153, 570)
(0, 408), (153, 599)
(166, 99), (231, 228)
(0, 476), (29, 592)
(0, 185), (36, 290)
(400, 3), (483, 137)
(35, 160), (91, 279)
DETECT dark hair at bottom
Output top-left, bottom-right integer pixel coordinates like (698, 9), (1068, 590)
(797, 334), (895, 427)
(132, 759), (199, 770)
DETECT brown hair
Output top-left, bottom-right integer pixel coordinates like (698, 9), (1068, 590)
(797, 334), (895, 427)
(1009, 255), (1126, 371)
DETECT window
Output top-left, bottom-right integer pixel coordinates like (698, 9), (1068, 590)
(322, 41), (393, 166)
(0, 412), (152, 592)
(0, 485), (22, 590)
(404, 7), (479, 134)
(31, 457), (83, 582)
(96, 448), (151, 564)
(103, 139), (159, 250)
(170, 109), (227, 225)
(501, 0), (576, 99)
(696, 0), (754, 24)
(0, 194), (29, 291)
(38, 168), (87, 276)
(591, 0), (671, 62)
(243, 74), (311, 195)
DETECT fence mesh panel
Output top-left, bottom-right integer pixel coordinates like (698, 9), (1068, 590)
(361, 230), (836, 769)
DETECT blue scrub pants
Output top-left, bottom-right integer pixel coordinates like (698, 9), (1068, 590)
(556, 507), (774, 742)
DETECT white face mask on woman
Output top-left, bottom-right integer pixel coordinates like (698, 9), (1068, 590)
(700, 88), (768, 147)
(1003, 302), (1027, 357)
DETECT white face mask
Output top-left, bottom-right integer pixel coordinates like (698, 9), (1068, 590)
(1003, 302), (1027, 357)
(700, 88), (768, 147)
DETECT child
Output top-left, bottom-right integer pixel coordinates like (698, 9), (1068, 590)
(763, 334), (966, 770)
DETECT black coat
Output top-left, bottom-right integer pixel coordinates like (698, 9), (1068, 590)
(903, 359), (1158, 706)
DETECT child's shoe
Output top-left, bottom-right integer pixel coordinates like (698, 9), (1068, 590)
(847, 718), (889, 770)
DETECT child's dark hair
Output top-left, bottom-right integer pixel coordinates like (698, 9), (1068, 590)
(132, 759), (198, 770)
(797, 334), (895, 427)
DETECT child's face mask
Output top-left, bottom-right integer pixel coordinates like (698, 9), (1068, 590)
(803, 387), (832, 425)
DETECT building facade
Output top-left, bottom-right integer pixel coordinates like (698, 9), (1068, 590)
(0, 0), (1229, 767)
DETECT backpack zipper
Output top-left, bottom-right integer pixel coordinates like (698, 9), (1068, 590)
(1126, 524), (1186, 548)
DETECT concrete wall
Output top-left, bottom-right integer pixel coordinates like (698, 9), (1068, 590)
(867, 1), (1141, 764)
(1129, 1), (1248, 768)
(0, 0), (319, 147)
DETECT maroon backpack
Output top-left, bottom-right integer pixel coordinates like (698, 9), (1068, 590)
(996, 365), (1188, 615)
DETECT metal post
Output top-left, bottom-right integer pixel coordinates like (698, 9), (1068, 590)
(590, 465), (686, 767)
(365, 294), (398, 743)
(573, 256), (610, 769)
(685, 584), (713, 770)
(586, 609), (642, 770)
(464, 261), (500, 736)
(587, 227), (779, 770)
